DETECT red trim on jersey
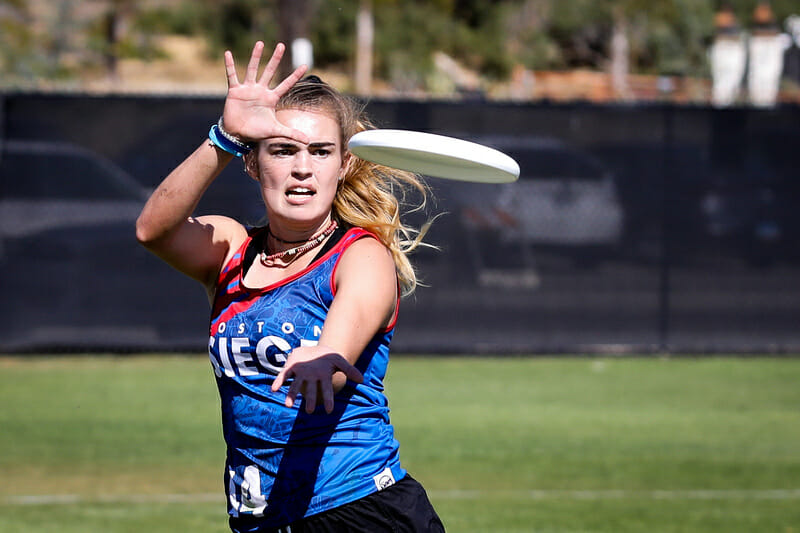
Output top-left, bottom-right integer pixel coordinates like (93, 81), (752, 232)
(209, 227), (399, 335)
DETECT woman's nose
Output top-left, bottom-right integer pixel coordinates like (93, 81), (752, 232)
(292, 150), (312, 177)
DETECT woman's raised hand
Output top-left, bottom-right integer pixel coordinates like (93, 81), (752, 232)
(221, 41), (309, 144)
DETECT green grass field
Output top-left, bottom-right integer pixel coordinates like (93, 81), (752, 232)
(1, 355), (799, 532)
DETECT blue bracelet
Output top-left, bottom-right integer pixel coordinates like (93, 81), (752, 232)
(208, 124), (252, 157)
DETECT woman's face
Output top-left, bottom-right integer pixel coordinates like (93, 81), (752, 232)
(254, 108), (347, 235)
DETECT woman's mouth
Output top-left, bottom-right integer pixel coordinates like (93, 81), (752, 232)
(286, 187), (315, 199)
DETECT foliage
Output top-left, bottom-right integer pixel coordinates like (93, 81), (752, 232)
(0, 0), (72, 82)
(0, 2), (36, 80)
(145, 0), (279, 62)
(2, 0), (799, 90)
(372, 2), (474, 89)
(311, 0), (359, 69)
(312, 0), (512, 89)
(722, 0), (798, 27)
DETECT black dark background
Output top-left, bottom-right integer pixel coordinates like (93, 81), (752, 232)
(1, 93), (798, 354)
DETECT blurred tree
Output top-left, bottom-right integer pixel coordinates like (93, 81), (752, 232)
(102, 0), (134, 81)
(205, 0), (278, 62)
(354, 0), (374, 94)
(276, 0), (317, 78)
(83, 0), (177, 82)
(313, 0), (511, 91)
(148, 0), (278, 64)
(0, 0), (78, 83)
(5, 0), (799, 95)
(720, 0), (796, 28)
(0, 0), (36, 82)
(632, 0), (715, 77)
(313, 0), (359, 68)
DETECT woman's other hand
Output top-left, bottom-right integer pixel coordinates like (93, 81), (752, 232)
(272, 344), (364, 414)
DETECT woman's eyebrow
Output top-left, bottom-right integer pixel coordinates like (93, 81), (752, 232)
(267, 141), (300, 150)
(267, 141), (337, 149)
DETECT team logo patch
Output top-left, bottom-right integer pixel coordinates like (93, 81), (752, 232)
(373, 467), (396, 491)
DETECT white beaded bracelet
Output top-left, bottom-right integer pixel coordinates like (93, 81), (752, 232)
(215, 117), (254, 153)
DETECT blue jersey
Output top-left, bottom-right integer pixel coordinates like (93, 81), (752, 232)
(208, 226), (406, 528)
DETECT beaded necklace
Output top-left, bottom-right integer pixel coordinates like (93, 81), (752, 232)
(260, 220), (338, 267)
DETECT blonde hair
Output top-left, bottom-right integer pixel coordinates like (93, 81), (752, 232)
(246, 76), (431, 296)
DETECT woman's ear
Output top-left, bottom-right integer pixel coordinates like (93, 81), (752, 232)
(339, 152), (355, 183)
(244, 151), (259, 181)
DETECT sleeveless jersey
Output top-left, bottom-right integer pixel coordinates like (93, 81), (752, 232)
(208, 226), (406, 528)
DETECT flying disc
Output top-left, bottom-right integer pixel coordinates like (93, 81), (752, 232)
(348, 129), (520, 183)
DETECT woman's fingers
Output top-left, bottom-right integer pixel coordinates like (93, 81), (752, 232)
(270, 123), (310, 145)
(271, 366), (288, 391)
(224, 50), (239, 88)
(272, 352), (362, 413)
(225, 41), (286, 89)
(222, 42), (312, 143)
(303, 382), (318, 414)
(320, 379), (335, 414)
(258, 42), (287, 86)
(245, 41), (266, 83)
(285, 375), (302, 408)
(273, 64), (309, 95)
(338, 360), (364, 384)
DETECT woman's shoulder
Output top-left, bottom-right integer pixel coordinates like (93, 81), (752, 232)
(336, 229), (394, 276)
(193, 214), (251, 277)
(194, 214), (249, 240)
(340, 225), (382, 245)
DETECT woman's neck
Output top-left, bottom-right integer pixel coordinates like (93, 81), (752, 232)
(260, 218), (338, 268)
(266, 216), (333, 252)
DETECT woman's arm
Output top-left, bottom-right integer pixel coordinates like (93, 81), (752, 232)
(272, 237), (398, 413)
(322, 237), (398, 357)
(136, 42), (308, 292)
(135, 141), (243, 289)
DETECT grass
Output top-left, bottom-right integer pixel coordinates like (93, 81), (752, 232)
(1, 355), (799, 532)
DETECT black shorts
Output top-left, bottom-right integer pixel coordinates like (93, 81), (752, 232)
(229, 475), (445, 533)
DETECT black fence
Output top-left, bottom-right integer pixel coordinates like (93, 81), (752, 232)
(1, 92), (798, 354)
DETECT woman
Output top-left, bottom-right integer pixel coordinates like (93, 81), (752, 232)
(136, 42), (444, 532)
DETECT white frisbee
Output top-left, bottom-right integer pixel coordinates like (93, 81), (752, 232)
(348, 129), (520, 183)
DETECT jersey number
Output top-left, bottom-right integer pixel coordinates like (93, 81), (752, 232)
(229, 465), (267, 515)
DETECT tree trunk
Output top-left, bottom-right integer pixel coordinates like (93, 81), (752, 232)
(610, 12), (631, 100)
(277, 0), (312, 79)
(355, 0), (374, 95)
